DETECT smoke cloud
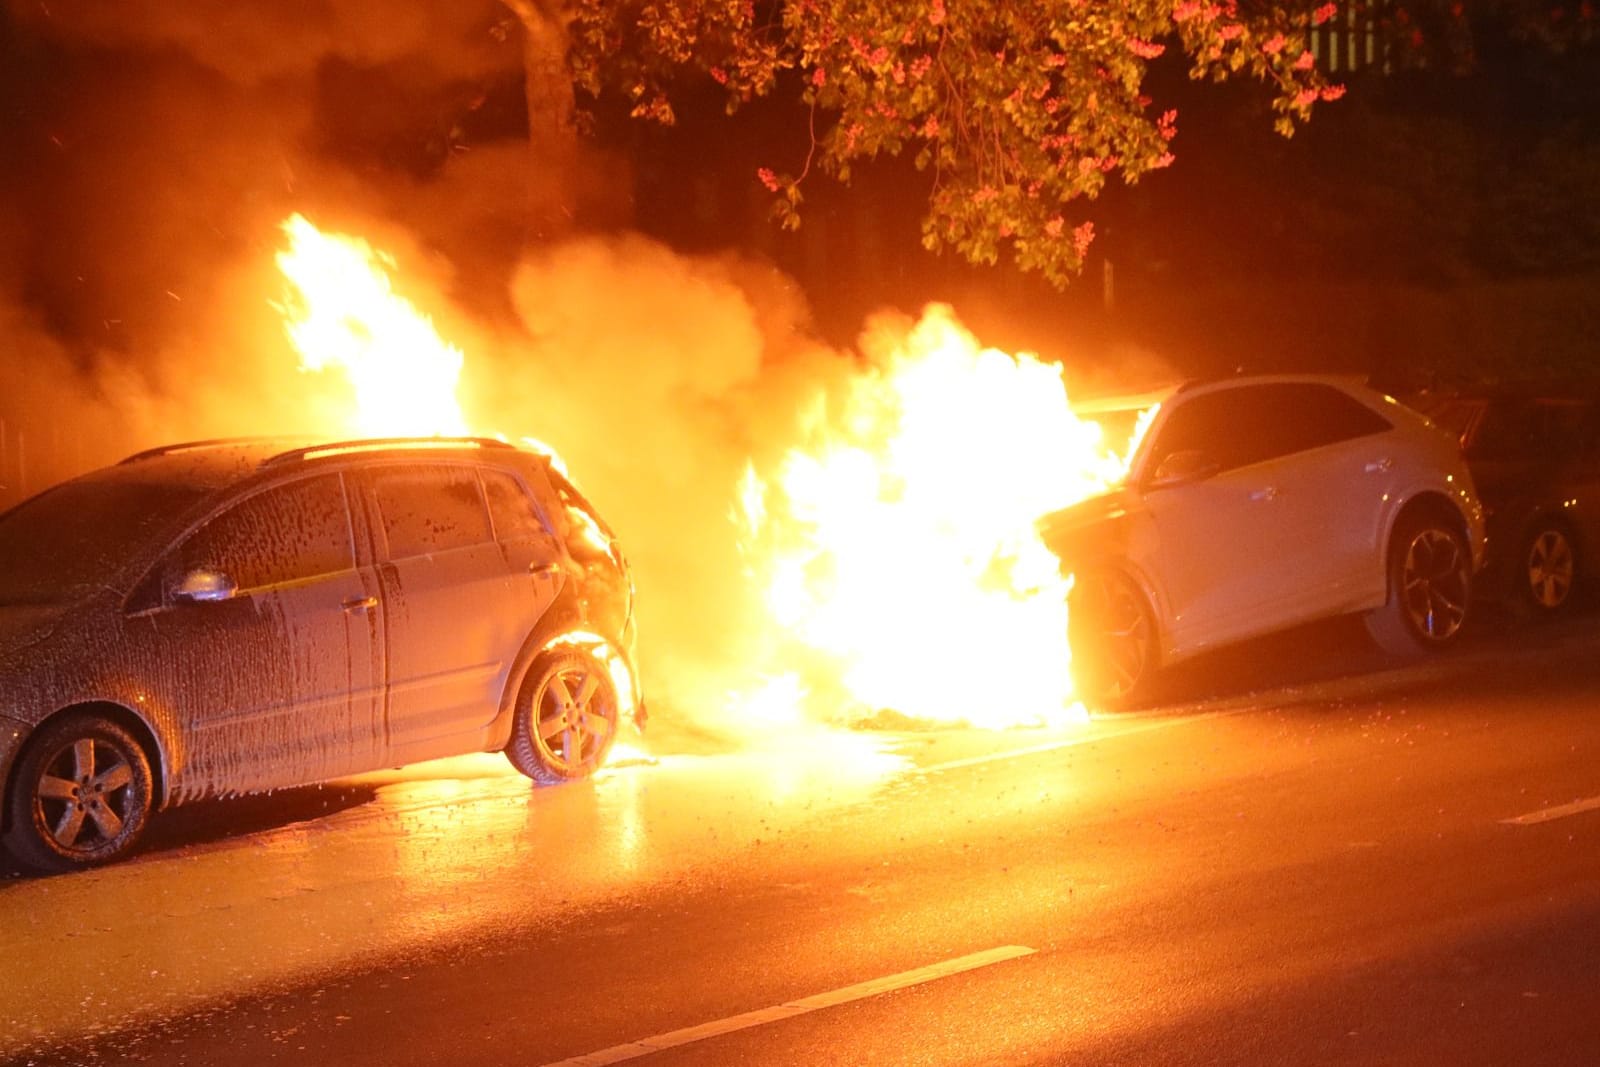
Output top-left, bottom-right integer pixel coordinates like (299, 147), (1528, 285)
(0, 1), (1161, 743)
(478, 235), (845, 732)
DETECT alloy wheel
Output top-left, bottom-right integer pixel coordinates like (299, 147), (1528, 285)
(1526, 527), (1575, 611)
(534, 659), (617, 776)
(1072, 571), (1154, 704)
(1399, 528), (1470, 643)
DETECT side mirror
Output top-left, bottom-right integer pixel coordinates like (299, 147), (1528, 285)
(1150, 449), (1221, 487)
(174, 568), (239, 603)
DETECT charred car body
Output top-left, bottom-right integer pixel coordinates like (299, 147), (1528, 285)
(0, 437), (643, 873)
(1043, 376), (1486, 706)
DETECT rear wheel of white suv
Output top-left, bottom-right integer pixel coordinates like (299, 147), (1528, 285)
(1365, 514), (1471, 656)
(1068, 568), (1157, 709)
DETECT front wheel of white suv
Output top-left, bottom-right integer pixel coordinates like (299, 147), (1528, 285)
(1068, 568), (1157, 709)
(1365, 514), (1472, 656)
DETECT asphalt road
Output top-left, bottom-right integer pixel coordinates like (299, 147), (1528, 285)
(7, 611), (1600, 1065)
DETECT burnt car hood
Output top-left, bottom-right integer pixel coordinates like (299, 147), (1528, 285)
(1036, 486), (1138, 565)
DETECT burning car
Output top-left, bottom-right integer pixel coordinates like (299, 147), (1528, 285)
(1041, 375), (1486, 707)
(0, 437), (643, 873)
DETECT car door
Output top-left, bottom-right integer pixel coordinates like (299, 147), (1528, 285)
(129, 472), (384, 796)
(1236, 384), (1399, 619)
(358, 463), (560, 763)
(1137, 383), (1392, 653)
(480, 464), (568, 607)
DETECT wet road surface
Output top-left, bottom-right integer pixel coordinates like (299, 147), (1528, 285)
(6, 611), (1600, 1064)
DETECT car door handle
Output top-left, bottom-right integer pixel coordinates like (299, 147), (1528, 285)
(342, 595), (378, 613)
(1364, 457), (1393, 473)
(1249, 487), (1278, 502)
(529, 562), (561, 577)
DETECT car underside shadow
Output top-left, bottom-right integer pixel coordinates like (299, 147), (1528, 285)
(1141, 615), (1399, 707)
(2, 782), (383, 879)
(1119, 602), (1597, 714)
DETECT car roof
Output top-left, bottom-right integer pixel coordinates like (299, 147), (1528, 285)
(112, 436), (531, 491)
(1070, 375), (1382, 417)
(1408, 382), (1600, 405)
(1172, 372), (1377, 398)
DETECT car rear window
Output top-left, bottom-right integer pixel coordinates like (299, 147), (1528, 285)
(1466, 399), (1590, 462)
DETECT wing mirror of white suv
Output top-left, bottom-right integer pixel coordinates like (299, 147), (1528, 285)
(1149, 449), (1222, 488)
(173, 568), (240, 603)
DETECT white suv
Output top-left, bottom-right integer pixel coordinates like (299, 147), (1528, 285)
(1042, 376), (1486, 706)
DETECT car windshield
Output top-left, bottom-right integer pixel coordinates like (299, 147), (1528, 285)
(0, 476), (208, 603)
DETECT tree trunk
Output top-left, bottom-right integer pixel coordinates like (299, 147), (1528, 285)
(503, 0), (581, 240)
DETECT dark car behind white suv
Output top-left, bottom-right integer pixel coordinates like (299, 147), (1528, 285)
(0, 437), (642, 873)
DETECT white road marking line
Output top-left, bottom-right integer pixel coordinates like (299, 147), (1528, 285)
(1502, 795), (1600, 826)
(918, 709), (1242, 775)
(539, 945), (1037, 1067)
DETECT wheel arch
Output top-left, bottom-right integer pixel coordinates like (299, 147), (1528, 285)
(2, 701), (168, 834)
(1067, 554), (1169, 669)
(1387, 491), (1472, 570)
(488, 586), (635, 750)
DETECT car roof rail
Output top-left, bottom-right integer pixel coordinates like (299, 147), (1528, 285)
(118, 436), (312, 465)
(261, 436), (518, 467)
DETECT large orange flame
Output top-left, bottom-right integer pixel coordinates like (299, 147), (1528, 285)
(737, 307), (1144, 728)
(271, 215), (640, 735)
(275, 213), (468, 438)
(270, 215), (1147, 735)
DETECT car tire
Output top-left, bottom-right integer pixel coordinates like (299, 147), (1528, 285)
(1364, 514), (1472, 656)
(1517, 519), (1579, 617)
(3, 713), (154, 874)
(1068, 568), (1157, 709)
(505, 648), (620, 785)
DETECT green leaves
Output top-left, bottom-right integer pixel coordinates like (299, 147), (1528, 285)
(566, 0), (1337, 287)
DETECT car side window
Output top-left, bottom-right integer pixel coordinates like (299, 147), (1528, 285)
(1576, 404), (1600, 461)
(1147, 387), (1281, 476)
(1149, 384), (1389, 479)
(481, 468), (554, 541)
(1271, 384), (1392, 454)
(368, 465), (493, 560)
(175, 474), (353, 593)
(1470, 399), (1587, 462)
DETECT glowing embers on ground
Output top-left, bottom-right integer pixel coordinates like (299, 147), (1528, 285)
(275, 213), (468, 438)
(739, 306), (1141, 730)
